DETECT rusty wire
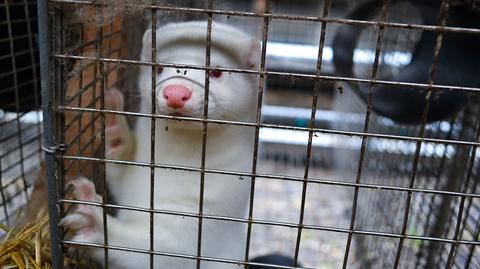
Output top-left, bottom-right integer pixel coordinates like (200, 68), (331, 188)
(42, 0), (480, 268)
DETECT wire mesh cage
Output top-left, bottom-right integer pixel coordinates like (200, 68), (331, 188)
(330, 1), (480, 267)
(333, 89), (480, 268)
(0, 0), (42, 227)
(9, 0), (479, 268)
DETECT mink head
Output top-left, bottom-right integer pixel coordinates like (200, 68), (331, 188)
(139, 21), (261, 129)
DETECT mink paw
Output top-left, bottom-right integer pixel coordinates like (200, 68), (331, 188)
(105, 88), (133, 159)
(59, 177), (104, 244)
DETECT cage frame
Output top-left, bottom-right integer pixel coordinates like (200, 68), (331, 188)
(37, 0), (480, 269)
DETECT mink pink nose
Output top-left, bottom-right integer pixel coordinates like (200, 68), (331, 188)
(162, 85), (192, 109)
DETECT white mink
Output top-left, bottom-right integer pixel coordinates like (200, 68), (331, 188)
(61, 21), (260, 269)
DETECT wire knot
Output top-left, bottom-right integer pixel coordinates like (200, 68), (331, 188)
(41, 144), (67, 154)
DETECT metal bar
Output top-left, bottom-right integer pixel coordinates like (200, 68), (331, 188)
(38, 0), (62, 267)
(59, 154), (480, 199)
(63, 80), (95, 112)
(62, 53), (118, 80)
(393, 1), (452, 267)
(244, 1), (271, 265)
(64, 108), (99, 154)
(58, 198), (480, 246)
(64, 128), (101, 173)
(94, 16), (109, 269)
(57, 105), (480, 147)
(149, 4), (157, 269)
(48, 0), (480, 35)
(60, 152), (480, 199)
(67, 30), (123, 52)
(342, 1), (391, 267)
(293, 0), (331, 265)
(89, 17), (100, 229)
(197, 1), (213, 268)
(62, 239), (312, 269)
(63, 73), (98, 106)
(42, 1), (480, 268)
(63, 94), (100, 132)
(75, 24), (85, 178)
(65, 115), (100, 152)
(51, 54), (480, 94)
(56, 3), (68, 265)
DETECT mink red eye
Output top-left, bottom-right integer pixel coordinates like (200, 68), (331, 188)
(156, 66), (163, 74)
(209, 69), (222, 78)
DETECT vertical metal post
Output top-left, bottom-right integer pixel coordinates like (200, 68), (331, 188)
(245, 1), (271, 266)
(95, 13), (109, 269)
(149, 3), (158, 268)
(293, 0), (331, 265)
(393, 1), (451, 267)
(342, 1), (390, 267)
(197, 1), (213, 267)
(38, 0), (63, 268)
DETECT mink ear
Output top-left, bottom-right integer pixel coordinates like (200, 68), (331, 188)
(244, 39), (261, 69)
(141, 28), (153, 61)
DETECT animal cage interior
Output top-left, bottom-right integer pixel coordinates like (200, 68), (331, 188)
(1, 0), (480, 268)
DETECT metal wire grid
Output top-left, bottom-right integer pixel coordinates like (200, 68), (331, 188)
(330, 1), (480, 266)
(0, 0), (42, 227)
(38, 0), (480, 268)
(333, 88), (480, 268)
(0, 1), (39, 110)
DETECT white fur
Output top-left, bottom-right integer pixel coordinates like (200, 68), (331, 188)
(65, 21), (260, 268)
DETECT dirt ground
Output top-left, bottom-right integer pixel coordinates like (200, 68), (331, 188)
(250, 159), (360, 269)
